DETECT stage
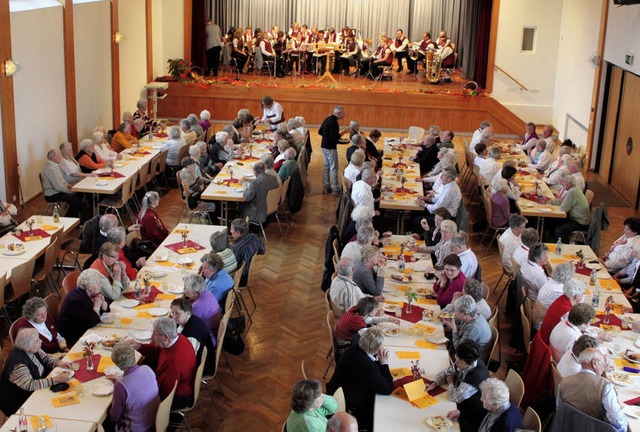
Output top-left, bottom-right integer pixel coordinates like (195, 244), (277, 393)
(155, 69), (524, 134)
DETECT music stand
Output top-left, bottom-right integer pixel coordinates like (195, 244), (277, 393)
(362, 59), (375, 80)
(232, 58), (246, 82)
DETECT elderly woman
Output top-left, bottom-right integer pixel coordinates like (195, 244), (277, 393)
(209, 230), (238, 274)
(531, 262), (575, 330)
(58, 269), (109, 345)
(199, 110), (212, 133)
(287, 118), (305, 149)
(413, 207), (453, 248)
(327, 327), (393, 431)
(11, 297), (66, 354)
(491, 179), (512, 228)
(59, 141), (94, 184)
(0, 328), (73, 416)
(111, 122), (138, 152)
(262, 154), (283, 186)
(343, 205), (374, 244)
(476, 378), (523, 432)
(92, 130), (120, 162)
(107, 343), (160, 432)
(279, 148), (299, 182)
(441, 279), (492, 321)
(434, 254), (467, 308)
(170, 298), (216, 374)
(341, 225), (376, 266)
(605, 217), (640, 274)
(424, 219), (457, 267)
(336, 297), (399, 354)
(352, 245), (385, 296)
(200, 252), (235, 309)
(442, 295), (493, 361)
(137, 191), (169, 247)
(186, 113), (203, 137)
(162, 126), (187, 167)
(76, 138), (111, 173)
(179, 157), (207, 207)
(273, 139), (291, 172)
(286, 379), (339, 432)
(89, 243), (128, 300)
(344, 148), (365, 186)
(183, 274), (222, 346)
(107, 226), (140, 279)
(428, 340), (490, 432)
(208, 131), (234, 172)
(189, 144), (212, 183)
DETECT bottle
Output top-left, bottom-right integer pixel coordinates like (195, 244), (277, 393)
(18, 407), (27, 432)
(36, 417), (47, 432)
(592, 286), (600, 308)
(555, 238), (563, 256)
(52, 204), (60, 223)
(398, 244), (405, 273)
(590, 268), (597, 286)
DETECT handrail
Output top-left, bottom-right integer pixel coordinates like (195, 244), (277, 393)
(494, 65), (529, 91)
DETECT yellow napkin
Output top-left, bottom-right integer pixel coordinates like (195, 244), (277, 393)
(174, 229), (190, 235)
(385, 300), (404, 307)
(141, 146), (154, 151)
(119, 317), (133, 326)
(229, 183), (243, 188)
(136, 312), (154, 319)
(412, 394), (440, 409)
(392, 386), (411, 402)
(416, 298), (437, 305)
(51, 394), (80, 407)
(39, 224), (60, 231)
(67, 351), (86, 361)
(100, 176), (115, 181)
(403, 379), (426, 401)
(413, 323), (436, 334)
(25, 236), (43, 241)
(600, 279), (620, 290)
(177, 247), (197, 254)
(547, 244), (557, 252)
(614, 358), (639, 368)
(155, 261), (176, 267)
(61, 378), (79, 394)
(134, 303), (156, 310)
(97, 356), (116, 373)
(394, 285), (411, 292)
(156, 293), (177, 300)
(396, 351), (421, 359)
(390, 367), (412, 379)
(29, 415), (54, 429)
(415, 340), (440, 350)
(600, 324), (621, 332)
(213, 190), (228, 194)
(548, 259), (566, 265)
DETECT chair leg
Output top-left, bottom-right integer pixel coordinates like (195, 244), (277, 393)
(275, 213), (284, 236)
(222, 351), (234, 373)
(233, 290), (253, 330)
(197, 401), (209, 426)
(492, 272), (506, 294)
(259, 222), (267, 244)
(322, 353), (335, 380)
(241, 284), (257, 315)
(494, 276), (513, 305)
(170, 412), (190, 432)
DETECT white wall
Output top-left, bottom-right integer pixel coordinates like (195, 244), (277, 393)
(118, 0), (147, 118)
(74, 0), (112, 137)
(11, 6), (68, 202)
(160, 0), (184, 76)
(604, 3), (640, 76)
(551, 0), (601, 146)
(0, 99), (6, 202)
(491, 0), (563, 123)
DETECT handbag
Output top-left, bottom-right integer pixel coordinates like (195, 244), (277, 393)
(223, 314), (246, 355)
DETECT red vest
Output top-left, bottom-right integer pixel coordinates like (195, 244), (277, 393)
(419, 39), (436, 51)
(395, 36), (407, 50)
(232, 37), (244, 53)
(261, 38), (274, 55)
(441, 43), (455, 68)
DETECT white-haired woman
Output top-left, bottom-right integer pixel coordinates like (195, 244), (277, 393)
(343, 205), (374, 244)
(0, 328), (73, 416)
(187, 113), (203, 137)
(11, 297), (66, 354)
(76, 138), (111, 173)
(59, 141), (95, 184)
(209, 131), (234, 169)
(490, 179), (512, 228)
(287, 117), (305, 149)
(532, 262), (575, 329)
(162, 125), (187, 167)
(424, 219), (457, 267)
(92, 131), (121, 162)
(183, 274), (221, 346)
(111, 122), (138, 152)
(137, 191), (168, 247)
(199, 110), (212, 133)
(476, 378), (522, 431)
(273, 139), (291, 171)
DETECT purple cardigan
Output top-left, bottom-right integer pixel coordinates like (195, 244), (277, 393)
(109, 365), (160, 432)
(434, 273), (467, 308)
(491, 192), (510, 228)
(192, 290), (222, 346)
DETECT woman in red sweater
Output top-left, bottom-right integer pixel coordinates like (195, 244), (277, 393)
(10, 297), (66, 354)
(137, 191), (169, 248)
(335, 297), (399, 355)
(434, 254), (467, 308)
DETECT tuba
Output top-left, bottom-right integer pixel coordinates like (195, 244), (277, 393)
(425, 49), (441, 84)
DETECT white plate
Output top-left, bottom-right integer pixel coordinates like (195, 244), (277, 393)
(427, 336), (449, 345)
(2, 248), (25, 256)
(624, 351), (640, 364)
(100, 314), (114, 324)
(148, 307), (169, 317)
(585, 263), (603, 271)
(148, 269), (167, 278)
(120, 299), (140, 308)
(90, 382), (114, 396)
(380, 325), (401, 337)
(424, 416), (453, 431)
(133, 330), (153, 341)
(154, 255), (169, 262)
(53, 369), (74, 379)
(610, 371), (634, 387)
(166, 285), (184, 294)
(177, 257), (193, 265)
(104, 366), (124, 378)
(382, 304), (398, 313)
(539, 207), (552, 213)
(635, 339), (640, 349)
(113, 163), (124, 168)
(412, 265), (428, 272)
(80, 333), (102, 344)
(95, 181), (108, 186)
(624, 405), (640, 419)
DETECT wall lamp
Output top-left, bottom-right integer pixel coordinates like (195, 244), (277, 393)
(113, 31), (125, 44)
(3, 59), (21, 77)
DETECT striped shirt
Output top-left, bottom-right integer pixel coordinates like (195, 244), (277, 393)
(8, 350), (59, 392)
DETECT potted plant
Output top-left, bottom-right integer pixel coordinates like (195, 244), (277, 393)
(406, 288), (418, 314)
(410, 360), (425, 380)
(576, 249), (585, 268)
(167, 58), (193, 83)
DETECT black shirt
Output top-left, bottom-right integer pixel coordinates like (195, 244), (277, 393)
(318, 114), (340, 150)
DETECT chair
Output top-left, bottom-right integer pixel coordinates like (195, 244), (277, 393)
(5, 259), (37, 313)
(493, 235), (514, 304)
(156, 149), (169, 187)
(39, 174), (68, 216)
(377, 53), (395, 81)
(176, 172), (215, 224)
(332, 238), (341, 261)
(301, 360), (308, 379)
(333, 387), (346, 413)
(156, 380), (177, 432)
(551, 400), (617, 432)
(224, 289), (236, 314)
(297, 147), (309, 193)
(44, 293), (61, 323)
(125, 230), (141, 248)
(0, 272), (10, 326)
(132, 160), (152, 209)
(277, 177), (292, 227)
(171, 346), (210, 430)
(238, 252), (263, 318)
(520, 304), (531, 354)
(200, 325), (225, 422)
(523, 295), (533, 324)
(250, 185), (284, 243)
(585, 189), (594, 209)
(479, 188), (506, 252)
(61, 271), (80, 297)
(97, 173), (137, 226)
(407, 126), (425, 143)
(322, 311), (338, 379)
(551, 361), (563, 398)
(31, 236), (61, 297)
(505, 369), (524, 407)
(569, 202), (607, 251)
(148, 152), (163, 195)
(485, 324), (499, 367)
(522, 406), (541, 432)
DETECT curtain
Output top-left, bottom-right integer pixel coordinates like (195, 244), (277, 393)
(345, 0), (410, 42)
(472, 0), (492, 88)
(409, 0), (465, 50)
(191, 0), (207, 70)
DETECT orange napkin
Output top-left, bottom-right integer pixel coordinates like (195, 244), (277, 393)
(29, 415), (54, 429)
(156, 294), (177, 301)
(51, 394), (80, 407)
(599, 279), (620, 290)
(416, 298), (437, 305)
(615, 358), (638, 368)
(174, 229), (191, 235)
(134, 303), (156, 310)
(390, 367), (411, 379)
(99, 176), (115, 181)
(177, 247), (197, 254)
(154, 261), (176, 267)
(136, 312), (154, 319)
(415, 340), (440, 350)
(39, 224), (60, 231)
(413, 323), (436, 334)
(67, 351), (86, 361)
(396, 351), (421, 359)
(119, 317), (133, 326)
(97, 356), (116, 373)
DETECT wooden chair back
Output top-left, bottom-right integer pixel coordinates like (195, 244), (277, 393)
(334, 387), (346, 413)
(157, 149), (169, 174)
(6, 259), (36, 303)
(155, 380), (177, 432)
(212, 319), (228, 378)
(224, 289), (236, 314)
(332, 238), (340, 260)
(505, 369), (524, 407)
(300, 360), (308, 379)
(585, 189), (594, 209)
(136, 161), (151, 192)
(522, 406), (541, 432)
(408, 126), (425, 143)
(520, 304), (531, 354)
(551, 361), (563, 398)
(266, 186), (282, 216)
(44, 293), (61, 323)
(280, 177), (291, 207)
(149, 153), (160, 183)
(9, 317), (27, 343)
(0, 272), (7, 315)
(125, 230), (141, 248)
(62, 271), (80, 297)
(486, 324), (499, 366)
(488, 306), (498, 328)
(326, 311), (337, 360)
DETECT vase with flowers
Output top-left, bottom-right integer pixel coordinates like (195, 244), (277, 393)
(167, 58), (194, 83)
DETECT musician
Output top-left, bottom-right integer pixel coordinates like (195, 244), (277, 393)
(230, 28), (249, 73)
(407, 32), (436, 75)
(313, 30), (328, 74)
(260, 96), (284, 131)
(289, 33), (304, 76)
(256, 29), (279, 76)
(360, 38), (384, 76)
(340, 28), (352, 44)
(267, 26), (279, 41)
(288, 22), (301, 39)
(372, 37), (392, 79)
(438, 35), (455, 69)
(300, 25), (311, 43)
(274, 31), (289, 73)
(326, 28), (338, 43)
(393, 29), (409, 72)
(243, 27), (254, 45)
(340, 34), (359, 75)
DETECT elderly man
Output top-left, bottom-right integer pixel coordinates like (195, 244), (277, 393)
(549, 303), (596, 362)
(542, 124), (557, 153)
(278, 147), (299, 182)
(40, 149), (83, 218)
(557, 348), (627, 432)
(261, 154), (282, 186)
(230, 218), (266, 286)
(330, 257), (382, 318)
(471, 121), (492, 149)
(319, 106), (348, 195)
(556, 334), (600, 377)
(418, 167), (462, 217)
(539, 278), (586, 345)
(345, 133), (366, 165)
(450, 233), (478, 279)
(59, 141), (94, 185)
(543, 154), (572, 192)
(341, 226), (376, 265)
(327, 412), (359, 432)
(499, 215), (527, 274)
(58, 269), (109, 346)
(413, 135), (439, 176)
(479, 146), (502, 187)
(552, 175), (590, 242)
(512, 228), (539, 268)
(242, 162), (279, 224)
(133, 318), (197, 410)
(470, 127), (494, 156)
(180, 119), (197, 147)
(352, 167), (387, 233)
(518, 242), (550, 302)
(529, 139), (553, 172)
(516, 122), (539, 154)
(441, 295), (492, 361)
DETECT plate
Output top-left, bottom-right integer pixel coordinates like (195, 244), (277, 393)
(624, 350), (640, 364)
(635, 339), (640, 349)
(100, 314), (114, 324)
(624, 405), (640, 419)
(2, 248), (25, 256)
(90, 382), (114, 396)
(148, 307), (169, 317)
(427, 336), (449, 344)
(381, 325), (401, 337)
(154, 255), (169, 262)
(383, 304), (399, 313)
(147, 269), (167, 278)
(104, 366), (124, 378)
(539, 207), (552, 213)
(177, 257), (193, 265)
(390, 274), (413, 283)
(95, 181), (109, 186)
(610, 371), (634, 386)
(416, 288), (436, 297)
(53, 369), (74, 379)
(412, 265), (428, 272)
(166, 285), (184, 294)
(133, 330), (153, 341)
(120, 299), (140, 308)
(439, 312), (454, 320)
(113, 163), (124, 168)
(585, 263), (602, 271)
(424, 416), (453, 431)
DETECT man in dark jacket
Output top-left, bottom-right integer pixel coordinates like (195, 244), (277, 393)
(318, 106), (348, 195)
(413, 134), (439, 176)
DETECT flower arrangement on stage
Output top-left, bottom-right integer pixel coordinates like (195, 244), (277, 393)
(167, 58), (194, 83)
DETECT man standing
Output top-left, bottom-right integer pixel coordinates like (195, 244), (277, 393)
(205, 20), (222, 77)
(319, 106), (348, 195)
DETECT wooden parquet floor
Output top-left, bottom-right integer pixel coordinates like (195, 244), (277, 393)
(2, 131), (639, 431)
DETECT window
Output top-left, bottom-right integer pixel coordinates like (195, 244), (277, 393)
(521, 27), (537, 53)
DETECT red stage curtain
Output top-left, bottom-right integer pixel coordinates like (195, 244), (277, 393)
(191, 0), (206, 71)
(472, 0), (492, 88)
